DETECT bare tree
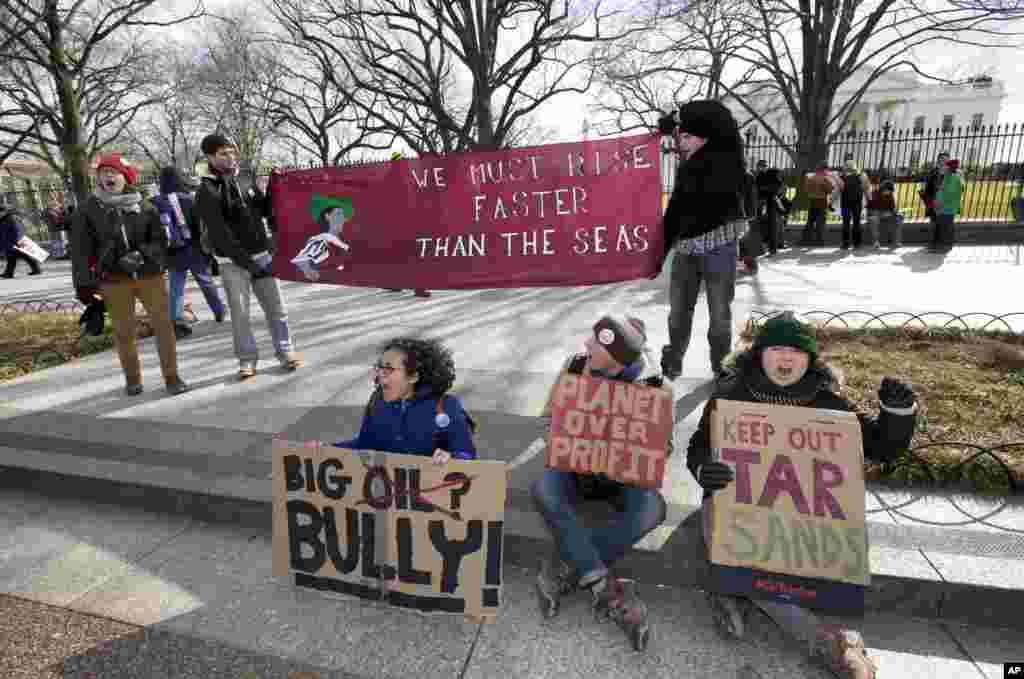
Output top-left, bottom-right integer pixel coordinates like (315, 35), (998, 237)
(268, 0), (649, 154)
(191, 12), (286, 176)
(715, 0), (1024, 171)
(0, 0), (203, 202)
(591, 0), (763, 134)
(266, 42), (397, 166)
(124, 52), (206, 173)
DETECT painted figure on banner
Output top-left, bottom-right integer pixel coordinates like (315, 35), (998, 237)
(334, 337), (477, 465)
(688, 311), (918, 679)
(292, 194), (354, 281)
(531, 314), (669, 652)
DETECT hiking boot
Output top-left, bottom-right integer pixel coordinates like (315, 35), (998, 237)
(174, 323), (193, 340)
(707, 592), (749, 640)
(660, 346), (682, 380)
(278, 351), (303, 371)
(238, 361), (256, 380)
(536, 557), (578, 620)
(0, 272), (13, 279)
(29, 269), (42, 275)
(165, 378), (190, 396)
(414, 289), (431, 298)
(124, 383), (143, 396)
(590, 576), (651, 652)
(810, 625), (878, 679)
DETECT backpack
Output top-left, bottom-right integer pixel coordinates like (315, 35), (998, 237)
(153, 193), (192, 249)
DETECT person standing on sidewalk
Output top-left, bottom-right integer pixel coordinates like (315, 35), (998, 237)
(801, 165), (834, 246)
(840, 155), (871, 250)
(195, 133), (303, 380)
(531, 315), (666, 651)
(689, 312), (917, 679)
(71, 153), (188, 396)
(152, 166), (226, 339)
(755, 162), (788, 255)
(931, 158), (962, 253)
(656, 100), (751, 381)
(921, 150), (950, 249)
(0, 197), (42, 278)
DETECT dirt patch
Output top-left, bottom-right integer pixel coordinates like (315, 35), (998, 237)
(740, 324), (1024, 492)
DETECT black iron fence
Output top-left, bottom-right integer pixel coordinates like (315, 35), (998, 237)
(662, 123), (1024, 224)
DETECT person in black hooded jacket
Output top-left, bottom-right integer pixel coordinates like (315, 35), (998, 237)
(657, 100), (754, 382)
(688, 312), (917, 679)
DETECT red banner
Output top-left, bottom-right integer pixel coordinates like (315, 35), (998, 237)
(268, 134), (663, 289)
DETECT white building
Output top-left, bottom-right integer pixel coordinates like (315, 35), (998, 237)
(726, 69), (1009, 170)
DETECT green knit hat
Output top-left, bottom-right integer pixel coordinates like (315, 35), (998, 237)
(309, 194), (353, 223)
(753, 312), (817, 359)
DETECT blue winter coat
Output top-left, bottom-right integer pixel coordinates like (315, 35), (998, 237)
(335, 385), (477, 460)
(0, 210), (25, 256)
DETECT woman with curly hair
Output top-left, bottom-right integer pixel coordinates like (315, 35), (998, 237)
(334, 337), (476, 464)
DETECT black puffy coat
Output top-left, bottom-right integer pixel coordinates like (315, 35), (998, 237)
(71, 193), (167, 288)
(687, 350), (916, 499)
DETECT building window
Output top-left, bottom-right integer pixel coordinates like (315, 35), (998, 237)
(942, 114), (954, 133)
(971, 113), (984, 131)
(913, 116), (926, 134)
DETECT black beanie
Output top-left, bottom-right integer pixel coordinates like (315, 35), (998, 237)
(676, 100), (739, 142)
(592, 315), (647, 366)
(201, 133), (237, 156)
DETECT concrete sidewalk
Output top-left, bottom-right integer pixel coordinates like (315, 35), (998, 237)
(3, 487), (1020, 679)
(2, 246), (1024, 644)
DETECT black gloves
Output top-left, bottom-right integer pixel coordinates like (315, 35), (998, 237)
(657, 111), (678, 135)
(698, 461), (734, 491)
(879, 377), (915, 410)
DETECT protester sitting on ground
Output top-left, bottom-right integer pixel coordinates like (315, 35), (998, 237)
(71, 153), (188, 396)
(531, 315), (668, 652)
(0, 196), (42, 278)
(334, 337), (476, 464)
(152, 166), (226, 339)
(688, 311), (918, 679)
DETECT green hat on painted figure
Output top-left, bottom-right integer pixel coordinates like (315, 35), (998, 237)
(309, 194), (353, 223)
(753, 311), (817, 360)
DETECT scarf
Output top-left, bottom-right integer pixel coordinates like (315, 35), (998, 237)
(729, 351), (835, 406)
(94, 190), (143, 214)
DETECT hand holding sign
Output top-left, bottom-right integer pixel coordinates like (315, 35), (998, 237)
(432, 448), (453, 465)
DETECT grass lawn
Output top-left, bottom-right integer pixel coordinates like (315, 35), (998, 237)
(740, 324), (1024, 493)
(0, 311), (113, 382)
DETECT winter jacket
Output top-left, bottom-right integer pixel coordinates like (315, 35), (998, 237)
(194, 173), (274, 275)
(840, 168), (869, 208)
(867, 189), (896, 212)
(662, 150), (750, 261)
(687, 350), (916, 500)
(802, 173), (835, 209)
(0, 209), (25, 256)
(335, 384), (477, 460)
(70, 193), (167, 289)
(937, 172), (963, 216)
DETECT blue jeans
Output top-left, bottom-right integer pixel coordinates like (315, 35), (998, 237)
(531, 470), (666, 581)
(219, 261), (294, 362)
(665, 243), (737, 374)
(168, 246), (226, 323)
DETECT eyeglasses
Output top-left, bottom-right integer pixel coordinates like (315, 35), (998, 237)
(372, 362), (397, 375)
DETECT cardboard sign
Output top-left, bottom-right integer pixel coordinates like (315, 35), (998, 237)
(271, 440), (508, 622)
(14, 236), (49, 264)
(545, 372), (673, 488)
(708, 400), (868, 614)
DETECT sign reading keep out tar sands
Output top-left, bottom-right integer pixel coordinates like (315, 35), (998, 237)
(271, 440), (508, 622)
(545, 372), (673, 489)
(708, 400), (869, 615)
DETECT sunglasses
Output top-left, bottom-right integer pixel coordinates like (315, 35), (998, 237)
(371, 362), (398, 375)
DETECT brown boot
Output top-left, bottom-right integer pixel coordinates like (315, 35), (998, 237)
(811, 625), (878, 679)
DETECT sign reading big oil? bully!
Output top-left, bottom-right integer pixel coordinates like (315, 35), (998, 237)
(708, 400), (869, 614)
(272, 440), (508, 622)
(545, 372), (673, 489)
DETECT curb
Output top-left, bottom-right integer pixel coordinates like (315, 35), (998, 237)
(4, 460), (1024, 631)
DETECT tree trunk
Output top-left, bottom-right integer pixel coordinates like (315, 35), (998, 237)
(45, 0), (90, 206)
(473, 77), (496, 151)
